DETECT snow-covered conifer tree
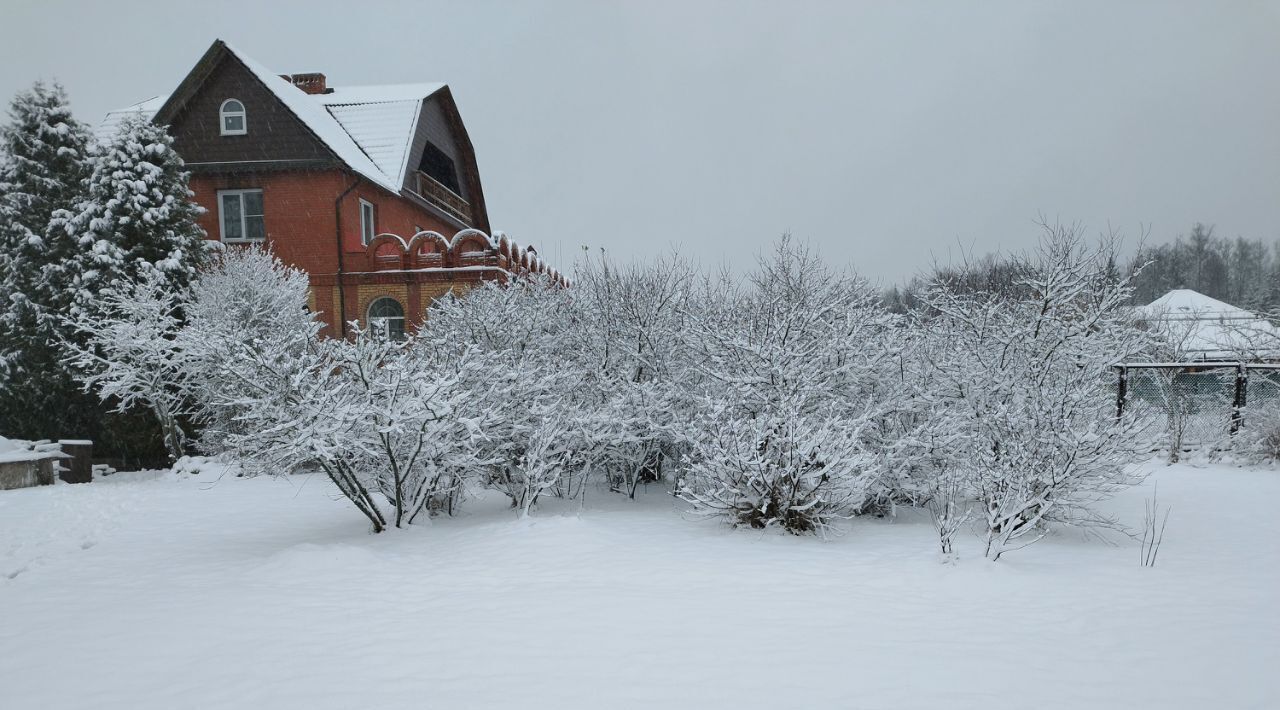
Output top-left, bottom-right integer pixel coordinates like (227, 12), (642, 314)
(0, 81), (96, 438)
(0, 82), (88, 290)
(47, 114), (206, 314)
(0, 81), (94, 297)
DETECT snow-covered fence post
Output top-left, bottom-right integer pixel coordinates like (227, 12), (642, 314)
(1231, 363), (1248, 434)
(1115, 365), (1128, 422)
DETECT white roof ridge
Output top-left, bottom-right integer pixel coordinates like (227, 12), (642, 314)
(396, 99), (423, 190)
(124, 95), (166, 109)
(316, 83), (446, 106)
(322, 98), (417, 105)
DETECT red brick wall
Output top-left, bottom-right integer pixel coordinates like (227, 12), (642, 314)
(193, 170), (342, 276)
(337, 182), (458, 263)
(190, 169), (479, 336)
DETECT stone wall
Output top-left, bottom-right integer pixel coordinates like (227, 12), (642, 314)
(0, 457), (57, 491)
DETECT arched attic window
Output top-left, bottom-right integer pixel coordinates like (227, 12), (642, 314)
(367, 297), (406, 341)
(220, 99), (247, 136)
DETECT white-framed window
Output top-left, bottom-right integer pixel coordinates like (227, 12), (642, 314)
(218, 189), (265, 242)
(360, 199), (377, 245)
(367, 297), (406, 341)
(220, 99), (247, 136)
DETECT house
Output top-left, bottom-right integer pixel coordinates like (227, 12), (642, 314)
(97, 39), (562, 338)
(1133, 289), (1280, 362)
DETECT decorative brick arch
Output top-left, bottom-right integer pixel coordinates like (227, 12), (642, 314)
(452, 228), (491, 256)
(347, 230), (565, 318)
(364, 233), (409, 270)
(407, 230), (450, 268)
(497, 233), (513, 263)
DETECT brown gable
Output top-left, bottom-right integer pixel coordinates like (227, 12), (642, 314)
(155, 41), (341, 173)
(404, 88), (489, 234)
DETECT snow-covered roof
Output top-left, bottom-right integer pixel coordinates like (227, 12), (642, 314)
(96, 43), (447, 196)
(317, 84), (444, 184)
(95, 95), (167, 143)
(1137, 289), (1256, 322)
(0, 436), (68, 464)
(223, 42), (413, 193)
(323, 98), (422, 187)
(1133, 289), (1280, 361)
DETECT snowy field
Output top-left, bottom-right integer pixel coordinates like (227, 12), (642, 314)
(2, 461), (1277, 710)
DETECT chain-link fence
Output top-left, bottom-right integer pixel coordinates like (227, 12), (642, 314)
(1116, 362), (1280, 452)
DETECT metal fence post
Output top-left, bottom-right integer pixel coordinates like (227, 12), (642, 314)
(1231, 364), (1248, 434)
(1115, 365), (1127, 422)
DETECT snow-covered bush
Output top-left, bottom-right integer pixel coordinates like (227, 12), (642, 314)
(61, 248), (305, 465)
(53, 220), (1168, 555)
(675, 237), (906, 535)
(179, 246), (318, 452)
(513, 416), (573, 518)
(927, 465), (972, 560)
(88, 247), (483, 531)
(220, 324), (490, 532)
(419, 258), (696, 513)
(422, 274), (581, 512)
(567, 253), (696, 497)
(62, 269), (191, 463)
(1233, 403), (1280, 464)
(680, 399), (882, 534)
(915, 226), (1155, 560)
(572, 381), (688, 498)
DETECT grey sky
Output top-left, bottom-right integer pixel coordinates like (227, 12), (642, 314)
(3, 0), (1277, 283)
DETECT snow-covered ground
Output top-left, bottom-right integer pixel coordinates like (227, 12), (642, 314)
(1, 461), (1277, 709)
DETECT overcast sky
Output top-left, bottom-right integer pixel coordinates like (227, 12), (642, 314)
(2, 0), (1277, 283)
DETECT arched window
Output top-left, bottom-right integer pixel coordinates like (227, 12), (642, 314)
(220, 99), (247, 136)
(367, 297), (406, 341)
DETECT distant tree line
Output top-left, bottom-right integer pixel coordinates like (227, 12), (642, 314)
(1127, 223), (1280, 310)
(886, 223), (1280, 314)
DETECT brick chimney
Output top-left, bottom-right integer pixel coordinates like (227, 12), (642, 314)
(282, 72), (329, 95)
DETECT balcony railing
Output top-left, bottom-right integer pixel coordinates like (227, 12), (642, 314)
(414, 172), (471, 223)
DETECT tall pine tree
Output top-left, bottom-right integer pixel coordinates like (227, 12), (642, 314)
(48, 114), (207, 313)
(0, 81), (96, 440)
